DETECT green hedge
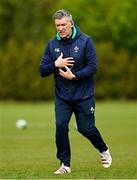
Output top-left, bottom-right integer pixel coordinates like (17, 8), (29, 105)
(0, 39), (54, 100)
(0, 39), (136, 100)
(95, 43), (137, 99)
(0, 0), (136, 100)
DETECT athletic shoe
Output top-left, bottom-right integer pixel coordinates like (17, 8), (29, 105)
(54, 163), (71, 174)
(100, 149), (112, 168)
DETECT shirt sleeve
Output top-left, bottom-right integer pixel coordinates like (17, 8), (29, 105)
(39, 42), (55, 77)
(74, 38), (98, 80)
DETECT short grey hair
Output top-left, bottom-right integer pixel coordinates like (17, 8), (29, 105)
(53, 9), (73, 21)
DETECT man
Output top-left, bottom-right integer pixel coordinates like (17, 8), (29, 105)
(39, 9), (112, 174)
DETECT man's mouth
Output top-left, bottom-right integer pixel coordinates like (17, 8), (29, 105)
(59, 32), (65, 35)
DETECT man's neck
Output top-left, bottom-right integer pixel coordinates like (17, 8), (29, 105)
(63, 29), (72, 40)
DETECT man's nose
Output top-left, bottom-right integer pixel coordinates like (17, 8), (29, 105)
(59, 26), (63, 31)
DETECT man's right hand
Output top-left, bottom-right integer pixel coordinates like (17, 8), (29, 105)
(55, 53), (74, 68)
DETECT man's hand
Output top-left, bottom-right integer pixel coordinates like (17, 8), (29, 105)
(59, 66), (76, 80)
(55, 53), (74, 68)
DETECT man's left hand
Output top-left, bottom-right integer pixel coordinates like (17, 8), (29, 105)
(59, 66), (75, 80)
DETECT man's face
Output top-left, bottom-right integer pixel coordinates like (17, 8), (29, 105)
(55, 17), (73, 39)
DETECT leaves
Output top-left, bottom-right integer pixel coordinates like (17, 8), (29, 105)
(0, 0), (136, 100)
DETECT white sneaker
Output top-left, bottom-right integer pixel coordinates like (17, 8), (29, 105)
(54, 163), (71, 174)
(100, 149), (112, 168)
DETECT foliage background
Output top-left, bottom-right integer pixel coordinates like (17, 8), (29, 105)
(0, 0), (137, 100)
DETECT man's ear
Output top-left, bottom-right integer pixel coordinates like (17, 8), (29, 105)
(70, 20), (74, 27)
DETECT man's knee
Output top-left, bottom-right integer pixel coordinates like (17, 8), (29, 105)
(77, 126), (97, 135)
(56, 121), (68, 132)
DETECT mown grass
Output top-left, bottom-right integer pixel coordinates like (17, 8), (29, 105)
(0, 100), (136, 179)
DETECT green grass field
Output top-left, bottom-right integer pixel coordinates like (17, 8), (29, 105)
(0, 101), (137, 179)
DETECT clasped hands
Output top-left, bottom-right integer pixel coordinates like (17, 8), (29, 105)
(55, 53), (76, 80)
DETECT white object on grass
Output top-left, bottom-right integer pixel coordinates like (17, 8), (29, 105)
(16, 119), (27, 129)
